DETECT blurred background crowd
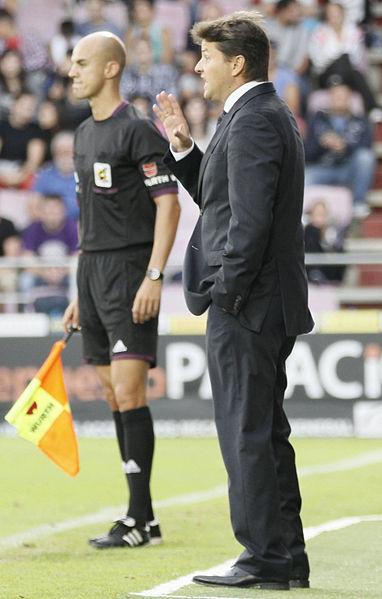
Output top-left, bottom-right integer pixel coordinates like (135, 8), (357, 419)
(0, 0), (381, 317)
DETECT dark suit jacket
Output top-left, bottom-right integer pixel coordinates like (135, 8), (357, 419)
(165, 82), (314, 336)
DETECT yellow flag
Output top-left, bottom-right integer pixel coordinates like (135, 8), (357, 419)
(5, 340), (80, 477)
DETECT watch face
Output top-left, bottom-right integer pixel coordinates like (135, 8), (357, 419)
(147, 268), (161, 280)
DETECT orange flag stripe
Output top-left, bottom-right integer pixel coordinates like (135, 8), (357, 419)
(38, 410), (80, 477)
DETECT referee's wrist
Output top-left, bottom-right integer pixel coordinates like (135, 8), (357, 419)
(146, 268), (164, 281)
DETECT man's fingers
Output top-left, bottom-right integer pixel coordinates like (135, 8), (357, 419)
(153, 103), (163, 121)
(155, 91), (172, 117)
(168, 94), (183, 117)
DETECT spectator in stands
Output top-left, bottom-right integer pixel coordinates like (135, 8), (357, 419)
(304, 200), (346, 284)
(177, 49), (203, 101)
(0, 49), (41, 119)
(32, 131), (78, 220)
(260, 0), (318, 21)
(0, 212), (20, 295)
(37, 100), (61, 162)
(120, 37), (178, 103)
(0, 212), (19, 255)
(126, 0), (173, 64)
(49, 19), (81, 73)
(0, 8), (48, 72)
(198, 1), (223, 22)
(45, 65), (91, 131)
(308, 2), (379, 115)
(129, 92), (166, 136)
(0, 92), (46, 189)
(181, 94), (214, 152)
(266, 0), (311, 77)
(20, 194), (78, 316)
(268, 39), (304, 132)
(75, 0), (124, 40)
(305, 83), (376, 220)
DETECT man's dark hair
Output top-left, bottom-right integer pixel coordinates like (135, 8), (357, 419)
(191, 10), (269, 82)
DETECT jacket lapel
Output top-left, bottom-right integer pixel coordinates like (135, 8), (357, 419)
(197, 82), (276, 200)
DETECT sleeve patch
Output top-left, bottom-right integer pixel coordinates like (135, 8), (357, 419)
(142, 162), (158, 177)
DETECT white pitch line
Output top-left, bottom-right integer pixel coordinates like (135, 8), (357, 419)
(134, 515), (382, 597)
(0, 486), (227, 550)
(304, 514), (382, 540)
(134, 560), (235, 598)
(138, 596), (251, 599)
(297, 448), (382, 477)
(1, 448), (382, 550)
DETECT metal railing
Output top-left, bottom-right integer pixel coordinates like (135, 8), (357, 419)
(0, 252), (382, 312)
(0, 256), (78, 309)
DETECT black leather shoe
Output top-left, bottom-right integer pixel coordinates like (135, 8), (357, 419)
(290, 578), (310, 588)
(192, 566), (289, 590)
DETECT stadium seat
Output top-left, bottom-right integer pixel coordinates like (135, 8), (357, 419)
(308, 283), (340, 311)
(304, 185), (353, 226)
(0, 189), (35, 229)
(155, 1), (190, 51)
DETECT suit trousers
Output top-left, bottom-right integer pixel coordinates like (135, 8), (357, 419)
(206, 296), (308, 581)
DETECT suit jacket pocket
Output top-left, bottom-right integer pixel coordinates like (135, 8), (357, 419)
(238, 256), (279, 332)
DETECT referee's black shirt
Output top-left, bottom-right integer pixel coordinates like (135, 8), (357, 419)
(74, 101), (178, 251)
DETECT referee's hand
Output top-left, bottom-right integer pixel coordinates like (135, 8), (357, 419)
(132, 278), (162, 324)
(63, 297), (81, 332)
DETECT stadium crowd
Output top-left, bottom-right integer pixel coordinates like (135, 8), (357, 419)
(0, 0), (381, 314)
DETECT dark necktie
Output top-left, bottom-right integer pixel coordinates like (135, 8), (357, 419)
(216, 110), (227, 129)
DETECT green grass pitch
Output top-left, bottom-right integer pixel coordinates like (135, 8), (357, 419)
(1, 436), (382, 599)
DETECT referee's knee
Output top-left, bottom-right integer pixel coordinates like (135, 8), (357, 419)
(113, 381), (147, 412)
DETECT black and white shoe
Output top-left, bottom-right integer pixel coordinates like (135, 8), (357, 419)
(88, 517), (150, 549)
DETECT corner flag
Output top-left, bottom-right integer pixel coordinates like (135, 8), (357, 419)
(5, 331), (80, 477)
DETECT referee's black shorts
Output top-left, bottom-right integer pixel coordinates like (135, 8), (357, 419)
(77, 245), (158, 367)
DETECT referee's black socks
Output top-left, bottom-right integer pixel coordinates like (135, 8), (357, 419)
(112, 410), (125, 462)
(120, 406), (155, 528)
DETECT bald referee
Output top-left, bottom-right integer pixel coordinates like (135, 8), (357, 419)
(63, 32), (180, 548)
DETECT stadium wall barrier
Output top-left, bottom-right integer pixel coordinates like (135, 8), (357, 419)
(0, 333), (381, 438)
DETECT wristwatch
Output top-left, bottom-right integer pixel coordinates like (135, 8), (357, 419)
(146, 268), (164, 281)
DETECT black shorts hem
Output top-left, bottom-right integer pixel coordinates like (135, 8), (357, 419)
(83, 354), (156, 368)
(83, 357), (110, 366)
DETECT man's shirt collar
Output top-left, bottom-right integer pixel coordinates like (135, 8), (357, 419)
(224, 81), (268, 113)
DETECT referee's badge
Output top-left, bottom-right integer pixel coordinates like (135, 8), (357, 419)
(93, 162), (112, 188)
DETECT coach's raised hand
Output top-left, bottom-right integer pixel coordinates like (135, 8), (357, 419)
(154, 92), (192, 153)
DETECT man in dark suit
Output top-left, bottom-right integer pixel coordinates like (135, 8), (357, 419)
(154, 10), (314, 592)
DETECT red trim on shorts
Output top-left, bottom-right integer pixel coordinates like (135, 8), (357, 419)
(111, 353), (154, 362)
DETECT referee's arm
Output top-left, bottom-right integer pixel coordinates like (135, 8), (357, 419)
(132, 192), (180, 324)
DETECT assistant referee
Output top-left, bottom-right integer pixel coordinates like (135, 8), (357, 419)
(63, 31), (180, 548)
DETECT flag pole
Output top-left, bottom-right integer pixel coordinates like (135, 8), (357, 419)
(62, 326), (78, 346)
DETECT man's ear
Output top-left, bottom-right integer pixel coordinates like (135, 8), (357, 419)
(232, 55), (246, 77)
(105, 60), (121, 79)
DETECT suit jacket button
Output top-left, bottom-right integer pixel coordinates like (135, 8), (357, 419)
(200, 208), (204, 215)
